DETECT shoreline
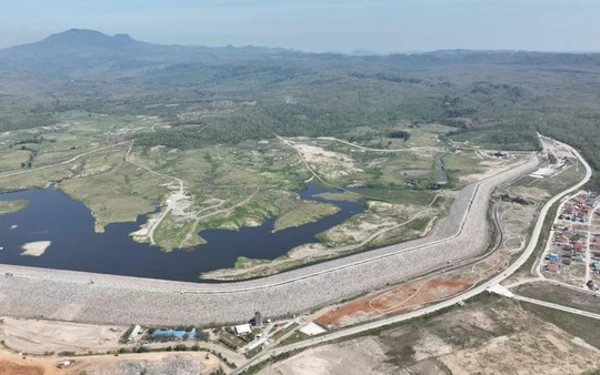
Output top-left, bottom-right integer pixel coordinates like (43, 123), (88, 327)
(0, 154), (540, 325)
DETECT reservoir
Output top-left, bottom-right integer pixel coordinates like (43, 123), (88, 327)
(0, 184), (364, 282)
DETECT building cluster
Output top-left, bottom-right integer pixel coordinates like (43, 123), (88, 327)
(543, 192), (600, 290)
(544, 228), (587, 273)
(228, 311), (267, 337)
(558, 193), (597, 223)
(591, 233), (600, 276)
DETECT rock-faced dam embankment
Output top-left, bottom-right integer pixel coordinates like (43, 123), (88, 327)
(0, 155), (539, 325)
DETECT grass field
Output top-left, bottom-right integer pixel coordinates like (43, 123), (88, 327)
(0, 150), (32, 173)
(312, 191), (362, 202)
(0, 200), (28, 215)
(520, 302), (600, 349)
(514, 283), (600, 315)
(59, 149), (170, 232)
(0, 116), (510, 259)
(273, 201), (340, 232)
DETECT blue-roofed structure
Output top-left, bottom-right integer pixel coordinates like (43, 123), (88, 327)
(152, 328), (197, 339)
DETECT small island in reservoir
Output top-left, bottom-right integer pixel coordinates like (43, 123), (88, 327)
(0, 200), (29, 216)
(21, 241), (52, 257)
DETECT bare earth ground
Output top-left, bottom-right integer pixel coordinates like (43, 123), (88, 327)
(260, 297), (600, 375)
(0, 317), (125, 355)
(460, 154), (524, 184)
(314, 183), (541, 329)
(0, 351), (222, 375)
(315, 277), (473, 328)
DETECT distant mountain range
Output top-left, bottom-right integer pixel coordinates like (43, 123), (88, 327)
(1, 29), (600, 80)
(16, 29), (142, 51)
(0, 29), (298, 78)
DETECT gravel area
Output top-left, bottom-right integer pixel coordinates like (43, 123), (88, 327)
(0, 155), (539, 325)
(81, 355), (205, 375)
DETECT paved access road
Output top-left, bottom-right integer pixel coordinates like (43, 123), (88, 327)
(511, 294), (600, 320)
(232, 137), (592, 374)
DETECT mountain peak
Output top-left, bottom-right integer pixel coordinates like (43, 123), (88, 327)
(64, 28), (104, 34)
(114, 33), (133, 40)
(24, 29), (142, 52)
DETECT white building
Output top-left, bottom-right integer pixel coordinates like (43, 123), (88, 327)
(127, 325), (142, 343)
(233, 324), (252, 336)
(300, 322), (327, 336)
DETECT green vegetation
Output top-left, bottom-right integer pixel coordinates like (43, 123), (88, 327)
(0, 200), (28, 215)
(3, 38), (600, 189)
(514, 283), (600, 315)
(202, 193), (453, 280)
(349, 189), (437, 205)
(4, 35), (600, 275)
(279, 331), (310, 346)
(59, 149), (170, 232)
(443, 151), (485, 183)
(313, 191), (362, 202)
(245, 346), (263, 359)
(233, 256), (271, 270)
(218, 329), (248, 350)
(271, 323), (300, 341)
(273, 201), (340, 232)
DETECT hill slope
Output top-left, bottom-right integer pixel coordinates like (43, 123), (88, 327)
(1, 30), (600, 189)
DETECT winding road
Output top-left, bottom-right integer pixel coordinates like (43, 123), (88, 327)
(0, 134), (592, 373)
(0, 142), (539, 326)
(231, 137), (592, 373)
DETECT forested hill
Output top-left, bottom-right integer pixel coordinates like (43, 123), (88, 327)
(1, 30), (600, 188)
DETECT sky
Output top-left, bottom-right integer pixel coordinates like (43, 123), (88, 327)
(1, 0), (599, 52)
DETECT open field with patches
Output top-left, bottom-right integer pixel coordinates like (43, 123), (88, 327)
(0, 112), (522, 280)
(259, 295), (600, 375)
(514, 282), (600, 315)
(310, 145), (579, 330)
(0, 153), (541, 325)
(198, 136), (529, 280)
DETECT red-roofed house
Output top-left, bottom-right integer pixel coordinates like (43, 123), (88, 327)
(546, 263), (559, 273)
(574, 243), (585, 251)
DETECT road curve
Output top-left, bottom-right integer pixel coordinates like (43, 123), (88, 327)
(0, 150), (539, 326)
(232, 137), (592, 374)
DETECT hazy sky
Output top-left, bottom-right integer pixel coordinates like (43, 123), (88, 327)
(1, 0), (598, 52)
